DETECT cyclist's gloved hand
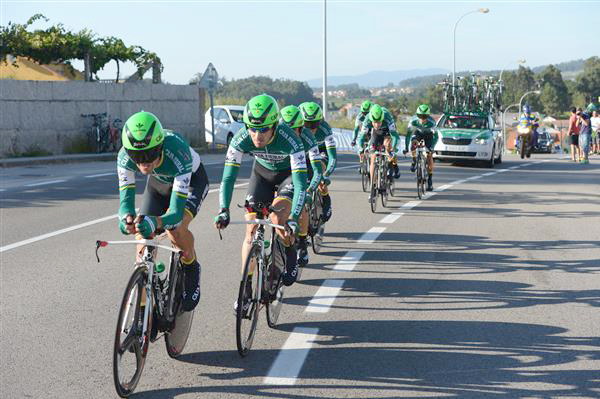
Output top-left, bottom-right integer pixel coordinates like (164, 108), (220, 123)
(136, 216), (158, 239)
(285, 220), (299, 237)
(214, 208), (230, 229)
(351, 139), (356, 147)
(322, 176), (331, 186)
(402, 149), (409, 155)
(119, 214), (135, 235)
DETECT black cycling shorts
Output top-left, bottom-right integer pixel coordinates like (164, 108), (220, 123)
(411, 130), (435, 151)
(246, 161), (294, 211)
(369, 128), (391, 150)
(140, 163), (209, 221)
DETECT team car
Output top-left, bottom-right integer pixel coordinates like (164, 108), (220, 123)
(433, 113), (503, 167)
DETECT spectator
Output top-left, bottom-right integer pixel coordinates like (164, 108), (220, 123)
(576, 107), (591, 164)
(591, 110), (600, 155)
(567, 107), (580, 162)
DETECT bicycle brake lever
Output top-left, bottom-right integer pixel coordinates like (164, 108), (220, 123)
(218, 229), (222, 240)
(95, 240), (107, 262)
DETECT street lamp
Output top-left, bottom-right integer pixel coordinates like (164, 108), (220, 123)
(453, 8), (489, 88)
(322, 0), (328, 120)
(519, 90), (541, 115)
(499, 59), (526, 83)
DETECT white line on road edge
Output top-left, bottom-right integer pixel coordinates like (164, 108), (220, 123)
(333, 251), (364, 271)
(24, 179), (67, 187)
(508, 165), (520, 169)
(305, 279), (345, 313)
(264, 327), (319, 385)
(450, 179), (467, 185)
(0, 182), (249, 253)
(401, 201), (422, 209)
(496, 169), (509, 173)
(481, 172), (496, 176)
(0, 214), (118, 253)
(379, 212), (404, 224)
(357, 227), (386, 244)
(85, 172), (115, 178)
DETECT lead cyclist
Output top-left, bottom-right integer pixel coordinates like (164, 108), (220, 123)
(351, 100), (373, 168)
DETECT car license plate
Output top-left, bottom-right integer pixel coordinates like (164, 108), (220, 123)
(450, 145), (468, 152)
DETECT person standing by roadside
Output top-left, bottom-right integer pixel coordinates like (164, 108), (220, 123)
(567, 107), (580, 162)
(576, 107), (592, 164)
(591, 110), (600, 155)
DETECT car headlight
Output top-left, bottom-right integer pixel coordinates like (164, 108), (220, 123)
(474, 134), (491, 145)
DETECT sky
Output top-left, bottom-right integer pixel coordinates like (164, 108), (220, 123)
(1, 0), (598, 85)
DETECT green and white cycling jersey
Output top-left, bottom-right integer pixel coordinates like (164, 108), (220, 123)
(117, 130), (201, 229)
(299, 127), (323, 192)
(219, 123), (308, 221)
(405, 115), (438, 151)
(352, 112), (368, 142)
(358, 107), (399, 149)
(312, 120), (337, 177)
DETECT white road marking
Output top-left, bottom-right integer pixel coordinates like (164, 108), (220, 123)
(264, 327), (319, 386)
(85, 172), (115, 178)
(379, 212), (404, 224)
(481, 172), (496, 177)
(450, 179), (467, 185)
(24, 179), (67, 187)
(0, 182), (249, 253)
(509, 165), (520, 169)
(0, 214), (119, 253)
(434, 184), (453, 192)
(465, 175), (482, 181)
(496, 169), (509, 173)
(357, 227), (386, 244)
(305, 279), (345, 313)
(334, 251), (364, 271)
(401, 201), (422, 209)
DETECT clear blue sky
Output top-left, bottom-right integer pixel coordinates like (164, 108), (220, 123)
(2, 0), (597, 84)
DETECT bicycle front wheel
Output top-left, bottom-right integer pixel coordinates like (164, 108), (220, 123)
(361, 157), (370, 192)
(380, 161), (389, 208)
(113, 266), (151, 398)
(370, 162), (378, 213)
(236, 244), (261, 356)
(266, 233), (285, 328)
(165, 257), (194, 358)
(416, 156), (423, 199)
(310, 191), (324, 254)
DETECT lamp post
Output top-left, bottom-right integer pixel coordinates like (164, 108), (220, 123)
(502, 103), (519, 153)
(453, 8), (489, 89)
(499, 59), (526, 82)
(322, 0), (328, 120)
(519, 90), (541, 115)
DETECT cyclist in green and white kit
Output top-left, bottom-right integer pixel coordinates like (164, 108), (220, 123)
(299, 101), (336, 222)
(280, 105), (323, 268)
(214, 94), (308, 295)
(351, 100), (373, 166)
(404, 104), (438, 191)
(359, 104), (400, 202)
(117, 111), (209, 311)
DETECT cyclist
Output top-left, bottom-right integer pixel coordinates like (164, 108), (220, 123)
(299, 101), (336, 222)
(351, 100), (372, 167)
(117, 111), (209, 312)
(359, 104), (400, 202)
(405, 104), (437, 191)
(214, 94), (308, 301)
(280, 105), (323, 267)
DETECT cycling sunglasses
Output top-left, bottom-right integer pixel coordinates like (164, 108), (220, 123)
(126, 145), (162, 164)
(304, 120), (320, 129)
(247, 125), (272, 134)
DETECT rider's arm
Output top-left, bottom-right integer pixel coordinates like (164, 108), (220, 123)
(357, 120), (370, 149)
(387, 118), (399, 150)
(290, 151), (308, 221)
(352, 116), (363, 142)
(323, 127), (337, 177)
(117, 151), (137, 218)
(307, 145), (323, 192)
(160, 172), (191, 230)
(219, 145), (243, 210)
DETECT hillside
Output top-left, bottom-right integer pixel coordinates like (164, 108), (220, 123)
(306, 68), (448, 88)
(0, 56), (84, 81)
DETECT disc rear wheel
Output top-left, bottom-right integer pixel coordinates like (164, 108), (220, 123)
(236, 245), (261, 357)
(165, 258), (194, 358)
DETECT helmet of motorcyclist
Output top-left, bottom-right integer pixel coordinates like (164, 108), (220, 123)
(523, 104), (531, 114)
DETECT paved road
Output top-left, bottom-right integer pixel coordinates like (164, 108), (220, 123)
(1, 152), (599, 398)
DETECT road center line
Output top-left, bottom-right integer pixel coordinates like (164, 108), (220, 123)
(379, 212), (404, 224)
(24, 179), (67, 187)
(450, 179), (467, 185)
(264, 327), (320, 386)
(508, 165), (520, 169)
(85, 172), (115, 178)
(305, 279), (345, 313)
(434, 184), (453, 192)
(402, 200), (422, 209)
(481, 172), (496, 176)
(357, 227), (386, 244)
(334, 251), (364, 271)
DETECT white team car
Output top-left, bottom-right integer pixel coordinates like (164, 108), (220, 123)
(433, 113), (504, 167)
(204, 105), (245, 146)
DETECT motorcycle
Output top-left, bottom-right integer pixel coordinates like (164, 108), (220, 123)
(516, 124), (534, 159)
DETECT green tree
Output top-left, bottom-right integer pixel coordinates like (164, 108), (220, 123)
(575, 56), (600, 103)
(538, 65), (570, 115)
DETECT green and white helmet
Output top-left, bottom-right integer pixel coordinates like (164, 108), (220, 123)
(369, 104), (384, 122)
(360, 100), (372, 113)
(243, 94), (280, 128)
(280, 105), (304, 129)
(122, 111), (165, 163)
(416, 104), (431, 117)
(299, 101), (323, 122)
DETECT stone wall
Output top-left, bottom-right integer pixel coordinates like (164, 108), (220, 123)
(0, 80), (205, 156)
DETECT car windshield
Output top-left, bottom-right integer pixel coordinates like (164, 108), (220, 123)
(440, 115), (488, 129)
(230, 109), (244, 123)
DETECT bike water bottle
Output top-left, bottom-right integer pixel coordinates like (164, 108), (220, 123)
(155, 261), (167, 283)
(264, 239), (271, 257)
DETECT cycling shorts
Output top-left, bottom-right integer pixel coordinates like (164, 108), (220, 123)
(246, 161), (294, 211)
(411, 130), (434, 152)
(369, 128), (391, 150)
(140, 163), (209, 221)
